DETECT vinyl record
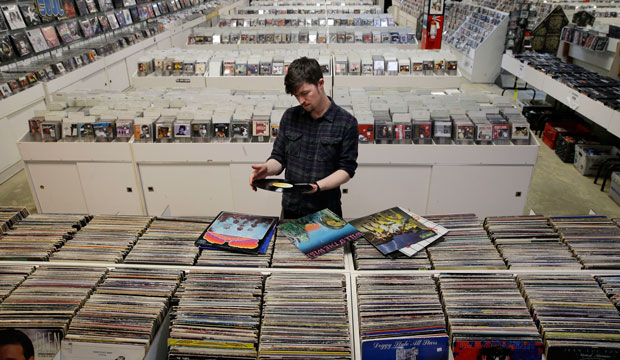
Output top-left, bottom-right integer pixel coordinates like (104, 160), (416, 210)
(253, 178), (312, 193)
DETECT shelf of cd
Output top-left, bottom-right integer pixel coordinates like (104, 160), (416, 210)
(132, 71), (207, 88)
(502, 53), (620, 137)
(332, 73), (461, 90)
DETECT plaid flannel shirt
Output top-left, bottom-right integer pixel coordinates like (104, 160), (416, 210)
(268, 97), (358, 217)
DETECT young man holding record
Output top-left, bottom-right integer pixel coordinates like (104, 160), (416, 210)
(249, 57), (359, 219)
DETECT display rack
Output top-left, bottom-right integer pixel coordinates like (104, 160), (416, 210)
(444, 6), (509, 83)
(501, 53), (620, 138)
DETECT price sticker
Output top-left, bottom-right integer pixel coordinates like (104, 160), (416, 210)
(567, 90), (580, 110)
(517, 63), (525, 79)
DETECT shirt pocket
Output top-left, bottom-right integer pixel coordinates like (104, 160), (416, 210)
(285, 131), (302, 158)
(318, 136), (341, 162)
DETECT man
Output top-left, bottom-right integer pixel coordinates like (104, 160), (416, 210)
(249, 57), (358, 219)
(0, 329), (35, 360)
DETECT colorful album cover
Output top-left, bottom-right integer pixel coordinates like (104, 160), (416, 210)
(58, 0), (77, 20)
(2, 5), (27, 30)
(134, 123), (151, 139)
(79, 18), (94, 37)
(55, 23), (72, 43)
(97, 0), (114, 11)
(137, 5), (147, 21)
(41, 26), (61, 48)
(19, 4), (41, 27)
(97, 15), (110, 32)
(122, 9), (132, 25)
(89, 16), (101, 34)
(196, 211), (278, 254)
(349, 207), (437, 256)
(252, 120), (269, 137)
(452, 339), (543, 360)
(78, 123), (93, 138)
(278, 208), (363, 259)
(362, 335), (450, 360)
(0, 35), (16, 62)
(413, 123), (431, 139)
(394, 124), (411, 140)
(107, 13), (119, 29)
(85, 0), (98, 13)
(115, 10), (126, 26)
(146, 4), (155, 18)
(0, 328), (63, 360)
(10, 32), (34, 57)
(358, 124), (374, 142)
(26, 28), (49, 53)
(493, 123), (510, 140)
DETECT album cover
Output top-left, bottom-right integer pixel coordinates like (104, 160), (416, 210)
(79, 18), (94, 37)
(122, 9), (132, 25)
(41, 121), (61, 141)
(74, 0), (89, 16)
(278, 208), (363, 259)
(137, 5), (148, 21)
(67, 20), (81, 41)
(196, 211), (278, 254)
(0, 328), (63, 360)
(0, 82), (13, 97)
(85, 0), (98, 13)
(115, 10), (125, 26)
(11, 32), (33, 57)
(93, 121), (114, 142)
(452, 340), (543, 360)
(146, 4), (155, 18)
(26, 28), (49, 53)
(107, 13), (119, 29)
(2, 5), (27, 30)
(0, 9), (8, 31)
(89, 16), (101, 34)
(40, 26), (61, 48)
(55, 23), (72, 43)
(97, 0), (114, 11)
(0, 35), (16, 62)
(58, 0), (77, 20)
(363, 335), (449, 360)
(19, 4), (41, 27)
(358, 124), (374, 142)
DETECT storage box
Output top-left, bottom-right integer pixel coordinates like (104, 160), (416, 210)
(574, 144), (620, 176)
(542, 122), (590, 149)
(555, 133), (594, 163)
(609, 172), (620, 206)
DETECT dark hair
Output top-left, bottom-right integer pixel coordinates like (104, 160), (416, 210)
(0, 329), (35, 359)
(284, 57), (323, 95)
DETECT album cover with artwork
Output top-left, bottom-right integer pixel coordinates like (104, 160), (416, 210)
(85, 0), (98, 13)
(122, 9), (132, 25)
(55, 23), (73, 43)
(74, 0), (90, 17)
(0, 35), (16, 62)
(11, 32), (33, 57)
(40, 26), (60, 48)
(97, 0), (114, 11)
(2, 5), (27, 30)
(89, 16), (101, 34)
(67, 20), (82, 41)
(129, 7), (139, 23)
(79, 18), (94, 37)
(19, 4), (41, 27)
(26, 29), (49, 53)
(115, 10), (126, 26)
(107, 13), (119, 29)
(58, 0), (77, 20)
(146, 4), (155, 18)
(195, 211), (278, 254)
(97, 15), (110, 32)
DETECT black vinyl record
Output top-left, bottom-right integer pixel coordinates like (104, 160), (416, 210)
(253, 178), (312, 193)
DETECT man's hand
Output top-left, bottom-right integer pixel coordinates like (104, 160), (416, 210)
(249, 164), (268, 191)
(303, 183), (319, 194)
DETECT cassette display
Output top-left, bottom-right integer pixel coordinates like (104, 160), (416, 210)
(438, 274), (544, 360)
(485, 216), (582, 269)
(550, 216), (620, 269)
(49, 215), (151, 263)
(168, 271), (264, 359)
(125, 217), (205, 266)
(259, 273), (351, 359)
(271, 234), (345, 269)
(425, 213), (506, 270)
(357, 275), (449, 360)
(0, 214), (88, 261)
(517, 274), (620, 359)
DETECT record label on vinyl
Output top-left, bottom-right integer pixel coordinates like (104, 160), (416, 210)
(253, 178), (312, 193)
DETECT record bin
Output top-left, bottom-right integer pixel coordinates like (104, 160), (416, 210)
(541, 122), (591, 149)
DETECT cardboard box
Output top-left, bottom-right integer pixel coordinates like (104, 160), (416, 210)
(574, 144), (620, 176)
(609, 172), (620, 206)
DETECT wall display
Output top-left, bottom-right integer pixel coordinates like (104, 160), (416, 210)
(19, 4), (42, 27)
(2, 4), (27, 30)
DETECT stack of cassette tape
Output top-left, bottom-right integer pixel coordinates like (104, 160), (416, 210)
(356, 275), (449, 359)
(550, 216), (620, 269)
(0, 265), (35, 302)
(62, 268), (182, 359)
(49, 215), (152, 263)
(425, 213), (506, 270)
(168, 271), (264, 359)
(517, 274), (620, 359)
(0, 214), (89, 261)
(125, 217), (205, 265)
(595, 275), (620, 310)
(271, 234), (345, 269)
(484, 216), (582, 269)
(0, 206), (29, 234)
(352, 238), (432, 270)
(438, 274), (544, 360)
(259, 273), (351, 359)
(0, 266), (106, 359)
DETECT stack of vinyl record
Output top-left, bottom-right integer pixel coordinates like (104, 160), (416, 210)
(50, 215), (152, 263)
(168, 271), (264, 359)
(484, 215), (581, 269)
(0, 214), (89, 261)
(0, 266), (106, 359)
(0, 206), (29, 234)
(550, 216), (620, 269)
(197, 236), (275, 268)
(352, 238), (432, 270)
(425, 214), (506, 270)
(271, 234), (345, 269)
(0, 265), (35, 302)
(259, 273), (351, 359)
(62, 268), (182, 357)
(438, 274), (544, 360)
(125, 217), (205, 265)
(517, 274), (620, 358)
(595, 275), (620, 310)
(356, 275), (450, 359)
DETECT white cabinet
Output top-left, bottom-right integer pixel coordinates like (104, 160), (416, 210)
(106, 60), (131, 92)
(426, 165), (534, 218)
(76, 162), (142, 215)
(342, 165), (432, 218)
(139, 164), (234, 217)
(63, 69), (109, 92)
(27, 163), (88, 214)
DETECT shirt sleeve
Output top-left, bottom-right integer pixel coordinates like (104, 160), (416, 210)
(267, 109), (289, 169)
(338, 115), (358, 179)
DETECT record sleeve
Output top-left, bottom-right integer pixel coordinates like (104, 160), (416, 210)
(11, 32), (34, 57)
(195, 211), (278, 254)
(2, 5), (27, 30)
(41, 26), (61, 48)
(19, 4), (41, 27)
(26, 28), (49, 53)
(59, 0), (77, 20)
(107, 13), (119, 29)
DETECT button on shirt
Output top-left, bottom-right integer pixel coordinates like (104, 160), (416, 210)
(268, 97), (358, 217)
